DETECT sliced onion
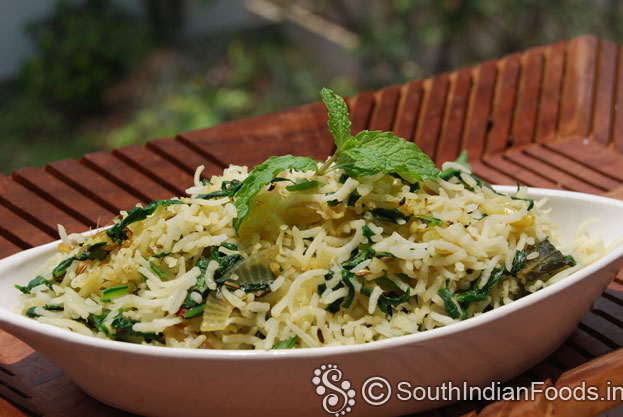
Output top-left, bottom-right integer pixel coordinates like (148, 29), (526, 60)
(222, 250), (276, 288)
(200, 291), (233, 332)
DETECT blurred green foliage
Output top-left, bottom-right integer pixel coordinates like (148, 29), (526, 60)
(19, 0), (153, 113)
(2, 0), (623, 174)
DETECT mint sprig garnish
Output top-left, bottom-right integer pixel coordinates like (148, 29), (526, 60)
(317, 88), (438, 181)
(233, 155), (317, 235)
(222, 88), (440, 234)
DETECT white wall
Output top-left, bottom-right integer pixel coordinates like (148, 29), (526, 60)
(0, 0), (56, 80)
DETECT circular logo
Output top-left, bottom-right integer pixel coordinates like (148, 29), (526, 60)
(361, 376), (392, 406)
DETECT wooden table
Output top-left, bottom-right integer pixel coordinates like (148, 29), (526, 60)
(1, 34), (623, 417)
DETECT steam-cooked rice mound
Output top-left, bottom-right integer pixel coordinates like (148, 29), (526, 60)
(17, 161), (604, 349)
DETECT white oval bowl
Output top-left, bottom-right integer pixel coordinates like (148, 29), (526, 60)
(0, 187), (622, 417)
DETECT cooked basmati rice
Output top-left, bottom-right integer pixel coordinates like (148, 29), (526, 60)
(16, 160), (606, 349)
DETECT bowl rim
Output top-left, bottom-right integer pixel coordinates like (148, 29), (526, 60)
(1, 186), (622, 360)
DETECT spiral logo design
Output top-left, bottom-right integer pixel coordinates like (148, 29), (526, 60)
(361, 376), (392, 406)
(312, 364), (356, 416)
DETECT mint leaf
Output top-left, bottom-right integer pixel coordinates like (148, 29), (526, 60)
(320, 88), (351, 150)
(455, 150), (471, 171)
(337, 130), (439, 181)
(286, 179), (320, 192)
(233, 155), (317, 234)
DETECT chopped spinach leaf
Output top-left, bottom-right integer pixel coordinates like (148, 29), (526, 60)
(416, 215), (444, 227)
(220, 242), (238, 251)
(184, 304), (206, 319)
(88, 309), (111, 335)
(347, 190), (361, 207)
(517, 239), (576, 281)
(107, 199), (184, 243)
(272, 336), (298, 349)
(149, 260), (169, 281)
(15, 276), (53, 294)
(342, 246), (376, 270)
(371, 208), (410, 224)
(25, 304), (64, 318)
(362, 225), (375, 240)
(438, 285), (464, 320)
(101, 285), (129, 302)
(110, 310), (161, 343)
(510, 250), (526, 275)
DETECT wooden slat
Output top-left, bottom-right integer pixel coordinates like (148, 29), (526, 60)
(504, 149), (604, 193)
(436, 67), (472, 164)
(368, 85), (400, 131)
(592, 39), (618, 146)
(0, 175), (87, 236)
(112, 144), (195, 195)
(179, 104), (335, 167)
(579, 310), (623, 349)
(12, 168), (115, 228)
(485, 53), (521, 156)
(0, 397), (28, 417)
(527, 360), (563, 382)
(546, 138), (623, 181)
(348, 91), (376, 134)
(559, 35), (598, 140)
(469, 160), (516, 186)
(393, 80), (424, 141)
(523, 145), (621, 191)
(568, 327), (613, 358)
(0, 236), (21, 260)
(549, 343), (591, 370)
(414, 73), (449, 159)
(81, 151), (173, 203)
(305, 97), (336, 155)
(511, 46), (544, 147)
(484, 156), (561, 188)
(611, 45), (623, 153)
(146, 138), (224, 177)
(463, 60), (498, 158)
(46, 159), (142, 214)
(0, 203), (52, 248)
(535, 40), (567, 143)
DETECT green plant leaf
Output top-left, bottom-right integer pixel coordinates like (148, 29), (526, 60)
(455, 150), (471, 171)
(338, 130), (439, 181)
(286, 179), (320, 191)
(233, 155), (317, 234)
(320, 88), (351, 150)
(107, 199), (184, 243)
